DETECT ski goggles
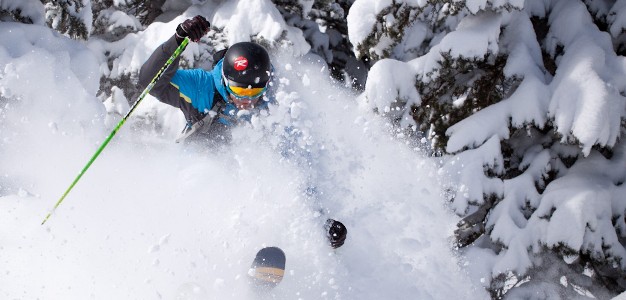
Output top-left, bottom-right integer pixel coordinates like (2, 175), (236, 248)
(224, 78), (268, 100)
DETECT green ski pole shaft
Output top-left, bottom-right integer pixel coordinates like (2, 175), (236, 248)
(42, 37), (190, 225)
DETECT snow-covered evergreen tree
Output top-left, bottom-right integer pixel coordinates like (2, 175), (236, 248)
(42, 0), (92, 40)
(354, 0), (626, 297)
(91, 0), (147, 41)
(272, 0), (366, 89)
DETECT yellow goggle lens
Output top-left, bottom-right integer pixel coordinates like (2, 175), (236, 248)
(229, 85), (265, 98)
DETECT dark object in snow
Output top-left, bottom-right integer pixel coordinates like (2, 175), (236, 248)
(248, 246), (286, 290)
(325, 219), (347, 249)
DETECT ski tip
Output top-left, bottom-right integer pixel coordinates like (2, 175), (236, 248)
(249, 246), (286, 289)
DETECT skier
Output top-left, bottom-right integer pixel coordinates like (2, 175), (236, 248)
(138, 15), (272, 144)
(138, 15), (347, 248)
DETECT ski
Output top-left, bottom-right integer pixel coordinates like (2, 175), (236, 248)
(175, 112), (215, 143)
(175, 100), (225, 143)
(248, 246), (286, 290)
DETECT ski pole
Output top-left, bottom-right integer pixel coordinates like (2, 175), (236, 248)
(41, 37), (190, 225)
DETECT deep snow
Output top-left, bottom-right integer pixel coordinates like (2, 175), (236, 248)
(0, 21), (487, 300)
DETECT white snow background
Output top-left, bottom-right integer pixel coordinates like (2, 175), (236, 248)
(0, 5), (489, 300)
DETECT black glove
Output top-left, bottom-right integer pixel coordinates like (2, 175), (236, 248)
(325, 219), (347, 249)
(175, 15), (210, 44)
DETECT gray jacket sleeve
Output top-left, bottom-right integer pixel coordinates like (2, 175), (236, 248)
(138, 35), (182, 108)
(138, 35), (204, 123)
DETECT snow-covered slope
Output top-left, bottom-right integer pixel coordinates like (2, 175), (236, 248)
(0, 22), (487, 299)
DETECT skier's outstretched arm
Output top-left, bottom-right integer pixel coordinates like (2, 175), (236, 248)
(138, 16), (210, 110)
(138, 35), (182, 108)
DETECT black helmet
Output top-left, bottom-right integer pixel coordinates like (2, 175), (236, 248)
(222, 42), (271, 88)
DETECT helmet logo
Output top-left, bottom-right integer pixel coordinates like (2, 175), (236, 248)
(233, 56), (248, 71)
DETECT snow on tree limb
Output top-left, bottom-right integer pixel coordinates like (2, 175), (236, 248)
(0, 0), (45, 25)
(444, 135), (504, 214)
(548, 40), (625, 155)
(543, 0), (626, 156)
(212, 0), (310, 55)
(439, 12), (502, 59)
(534, 152), (626, 265)
(361, 58), (421, 118)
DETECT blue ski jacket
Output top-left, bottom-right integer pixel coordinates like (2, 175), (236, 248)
(138, 35), (270, 127)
